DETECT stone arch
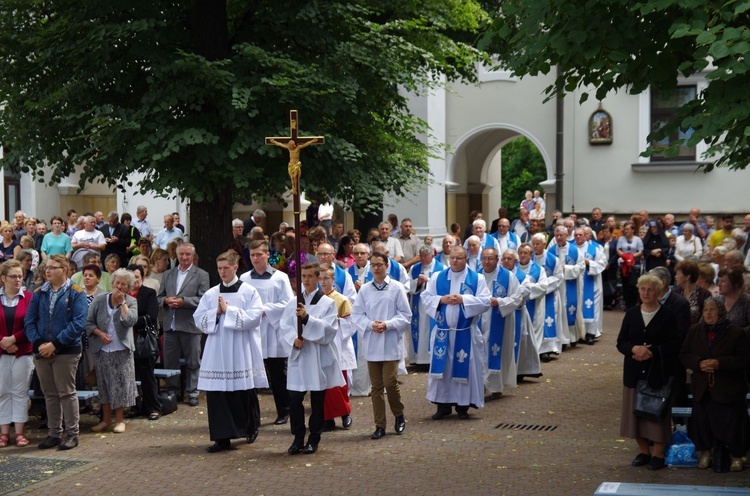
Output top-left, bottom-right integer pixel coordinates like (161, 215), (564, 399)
(446, 123), (553, 228)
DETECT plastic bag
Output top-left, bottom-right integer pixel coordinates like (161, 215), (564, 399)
(666, 426), (698, 468)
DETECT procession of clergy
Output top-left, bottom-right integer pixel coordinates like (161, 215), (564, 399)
(198, 213), (604, 455)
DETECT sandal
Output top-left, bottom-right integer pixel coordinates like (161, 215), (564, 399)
(14, 433), (29, 447)
(0, 434), (8, 448)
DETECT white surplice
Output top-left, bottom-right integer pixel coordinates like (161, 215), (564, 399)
(579, 241), (607, 338)
(239, 268), (294, 359)
(280, 291), (345, 392)
(351, 277), (411, 362)
(194, 282), (268, 391)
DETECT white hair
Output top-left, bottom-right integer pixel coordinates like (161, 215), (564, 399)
(472, 218), (487, 230)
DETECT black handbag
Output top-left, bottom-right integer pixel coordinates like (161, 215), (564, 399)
(135, 316), (160, 359)
(633, 351), (674, 422)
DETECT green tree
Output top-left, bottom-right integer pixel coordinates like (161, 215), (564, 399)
(500, 137), (545, 212)
(0, 0), (487, 269)
(480, 0), (750, 171)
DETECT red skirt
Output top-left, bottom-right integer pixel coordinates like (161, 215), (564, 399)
(324, 370), (351, 420)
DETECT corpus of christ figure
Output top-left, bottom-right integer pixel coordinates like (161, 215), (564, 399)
(264, 110), (324, 195)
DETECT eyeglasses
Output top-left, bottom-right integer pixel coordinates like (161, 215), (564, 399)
(45, 266), (64, 271)
(370, 263), (386, 268)
(5, 275), (23, 280)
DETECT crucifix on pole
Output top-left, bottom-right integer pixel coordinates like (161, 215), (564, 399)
(264, 110), (324, 338)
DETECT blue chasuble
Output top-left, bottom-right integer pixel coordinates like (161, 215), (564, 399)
(549, 242), (579, 326)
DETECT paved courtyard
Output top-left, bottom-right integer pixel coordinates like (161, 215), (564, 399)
(3, 310), (750, 495)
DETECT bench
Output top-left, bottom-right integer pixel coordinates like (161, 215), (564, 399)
(153, 369), (181, 378)
(595, 482), (750, 495)
(29, 390), (99, 400)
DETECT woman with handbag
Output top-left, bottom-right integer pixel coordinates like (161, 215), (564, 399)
(616, 274), (681, 470)
(126, 264), (161, 420)
(679, 298), (750, 472)
(85, 269), (138, 433)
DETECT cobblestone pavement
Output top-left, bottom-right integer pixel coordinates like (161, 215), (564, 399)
(5, 310), (750, 495)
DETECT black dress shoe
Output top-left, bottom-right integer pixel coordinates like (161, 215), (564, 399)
(206, 440), (231, 453)
(322, 419), (336, 432)
(457, 411), (470, 420)
(371, 427), (386, 439)
(647, 456), (665, 471)
(274, 414), (289, 425)
(246, 429), (258, 444)
(288, 440), (304, 455)
(302, 443), (318, 454)
(188, 397), (199, 407)
(341, 415), (352, 430)
(394, 415), (405, 434)
(569, 341), (577, 348)
(585, 333), (595, 345)
(540, 353), (552, 363)
(432, 409), (451, 420)
(631, 453), (652, 467)
(38, 436), (61, 450)
(57, 435), (78, 451)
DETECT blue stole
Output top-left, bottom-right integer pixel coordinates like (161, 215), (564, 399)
(347, 263), (373, 285)
(487, 268), (511, 374)
(513, 268), (526, 361)
(549, 242), (579, 326)
(388, 258), (401, 281)
(333, 264), (347, 294)
(431, 268), (479, 383)
(540, 252), (558, 339)
(582, 242), (599, 321)
(518, 262), (542, 318)
(410, 260), (443, 356)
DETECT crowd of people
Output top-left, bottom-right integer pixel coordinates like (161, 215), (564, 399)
(1, 201), (750, 470)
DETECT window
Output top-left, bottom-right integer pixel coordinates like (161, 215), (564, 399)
(649, 86), (696, 161)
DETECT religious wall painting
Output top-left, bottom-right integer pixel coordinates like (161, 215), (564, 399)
(589, 105), (612, 145)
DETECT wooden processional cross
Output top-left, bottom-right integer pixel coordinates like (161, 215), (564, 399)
(264, 110), (324, 338)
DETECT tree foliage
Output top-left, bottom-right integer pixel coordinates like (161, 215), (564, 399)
(500, 137), (545, 212)
(0, 0), (488, 265)
(480, 0), (750, 171)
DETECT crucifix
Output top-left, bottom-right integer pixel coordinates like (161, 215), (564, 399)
(265, 110), (324, 338)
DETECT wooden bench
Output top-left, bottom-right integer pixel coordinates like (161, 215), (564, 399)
(595, 482), (750, 495)
(153, 369), (181, 379)
(29, 390), (99, 401)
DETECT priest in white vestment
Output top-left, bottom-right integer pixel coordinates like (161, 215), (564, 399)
(549, 226), (585, 347)
(408, 246), (444, 365)
(479, 247), (521, 396)
(513, 243), (547, 378)
(578, 227), (606, 343)
(194, 251), (266, 453)
(422, 246), (491, 420)
(532, 234), (564, 360)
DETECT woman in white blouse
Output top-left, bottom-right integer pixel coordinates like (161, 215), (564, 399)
(674, 223), (703, 262)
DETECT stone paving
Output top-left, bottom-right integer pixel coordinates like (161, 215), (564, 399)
(4, 310), (750, 495)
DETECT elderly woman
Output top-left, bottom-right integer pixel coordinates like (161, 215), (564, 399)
(19, 235), (39, 271)
(126, 265), (161, 421)
(617, 274), (680, 471)
(680, 298), (750, 471)
(674, 222), (703, 262)
(717, 268), (750, 334)
(85, 268), (138, 433)
(673, 260), (712, 325)
(15, 251), (36, 292)
(0, 261), (34, 447)
(130, 255), (159, 292)
(643, 221), (669, 272)
(104, 253), (121, 277)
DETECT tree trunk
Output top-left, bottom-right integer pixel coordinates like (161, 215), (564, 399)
(190, 186), (233, 285)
